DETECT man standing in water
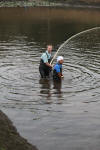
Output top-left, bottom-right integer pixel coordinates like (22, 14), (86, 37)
(53, 56), (64, 81)
(39, 45), (53, 78)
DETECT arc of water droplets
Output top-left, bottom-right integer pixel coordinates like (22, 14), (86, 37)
(50, 26), (100, 65)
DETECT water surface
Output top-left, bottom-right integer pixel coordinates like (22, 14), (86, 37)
(0, 7), (100, 150)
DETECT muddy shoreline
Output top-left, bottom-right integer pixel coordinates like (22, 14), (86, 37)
(0, 110), (38, 150)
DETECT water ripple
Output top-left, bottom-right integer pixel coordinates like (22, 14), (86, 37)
(0, 28), (100, 110)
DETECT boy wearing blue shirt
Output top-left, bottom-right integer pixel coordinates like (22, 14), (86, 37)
(39, 45), (52, 78)
(53, 56), (64, 80)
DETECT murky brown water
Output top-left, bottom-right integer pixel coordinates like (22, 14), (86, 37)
(0, 7), (100, 150)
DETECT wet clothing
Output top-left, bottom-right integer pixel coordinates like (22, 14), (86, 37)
(39, 51), (52, 78)
(53, 63), (62, 80)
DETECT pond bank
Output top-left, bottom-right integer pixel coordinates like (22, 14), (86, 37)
(0, 110), (38, 150)
(0, 0), (100, 8)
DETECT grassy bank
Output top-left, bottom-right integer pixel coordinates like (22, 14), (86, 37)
(0, 0), (100, 8)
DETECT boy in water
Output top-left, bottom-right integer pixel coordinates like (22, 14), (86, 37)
(53, 56), (64, 81)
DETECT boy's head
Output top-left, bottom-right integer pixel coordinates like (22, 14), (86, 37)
(57, 56), (64, 64)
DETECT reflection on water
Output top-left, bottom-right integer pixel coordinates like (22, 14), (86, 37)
(39, 78), (63, 104)
(0, 7), (100, 46)
(0, 7), (100, 150)
(39, 79), (52, 104)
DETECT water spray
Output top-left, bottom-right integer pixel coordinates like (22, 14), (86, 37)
(50, 27), (100, 65)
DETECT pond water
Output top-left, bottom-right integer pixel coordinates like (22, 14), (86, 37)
(0, 7), (100, 150)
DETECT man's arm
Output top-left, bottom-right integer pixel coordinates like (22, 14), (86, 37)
(55, 65), (63, 78)
(45, 62), (52, 68)
(58, 72), (64, 78)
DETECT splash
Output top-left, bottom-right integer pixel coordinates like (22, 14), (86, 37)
(50, 27), (100, 65)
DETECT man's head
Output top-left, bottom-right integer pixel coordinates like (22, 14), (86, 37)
(47, 45), (53, 53)
(57, 56), (64, 64)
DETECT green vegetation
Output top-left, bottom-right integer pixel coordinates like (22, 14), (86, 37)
(0, 0), (55, 7)
(0, 0), (100, 7)
(43, 0), (100, 6)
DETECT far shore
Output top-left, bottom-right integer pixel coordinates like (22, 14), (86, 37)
(0, 0), (100, 9)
